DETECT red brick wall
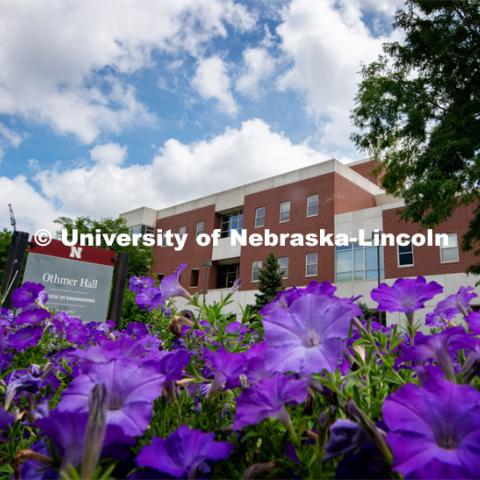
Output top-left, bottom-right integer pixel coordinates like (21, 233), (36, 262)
(334, 174), (376, 214)
(239, 173), (337, 289)
(383, 204), (478, 278)
(349, 160), (381, 185)
(152, 205), (217, 293)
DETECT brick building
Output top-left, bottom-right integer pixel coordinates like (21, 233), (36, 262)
(121, 159), (479, 321)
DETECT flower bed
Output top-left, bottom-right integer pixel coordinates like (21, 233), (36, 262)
(1, 266), (480, 479)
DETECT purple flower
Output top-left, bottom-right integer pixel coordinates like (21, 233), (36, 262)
(36, 409), (133, 470)
(136, 425), (233, 478)
(16, 308), (51, 326)
(383, 376), (480, 479)
(396, 327), (478, 380)
(467, 311), (480, 335)
(159, 263), (190, 301)
(129, 276), (155, 294)
(0, 406), (14, 440)
(125, 322), (149, 338)
(262, 283), (361, 374)
(57, 358), (166, 437)
(204, 347), (248, 392)
(157, 349), (191, 383)
(11, 282), (48, 309)
(8, 325), (43, 351)
(426, 286), (478, 327)
(234, 374), (308, 430)
(135, 286), (163, 311)
(325, 419), (366, 460)
(371, 276), (443, 314)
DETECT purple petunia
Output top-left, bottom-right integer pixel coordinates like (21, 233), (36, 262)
(36, 409), (133, 470)
(8, 325), (44, 351)
(466, 311), (480, 335)
(16, 308), (51, 326)
(234, 374), (308, 430)
(396, 327), (478, 380)
(159, 263), (190, 301)
(426, 286), (478, 327)
(11, 282), (48, 309)
(57, 358), (166, 437)
(261, 282), (361, 374)
(371, 276), (443, 314)
(136, 425), (233, 478)
(383, 376), (480, 479)
(204, 347), (248, 393)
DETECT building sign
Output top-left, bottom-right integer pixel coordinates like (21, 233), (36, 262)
(23, 239), (116, 322)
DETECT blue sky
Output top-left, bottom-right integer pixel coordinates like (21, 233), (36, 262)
(0, 0), (402, 232)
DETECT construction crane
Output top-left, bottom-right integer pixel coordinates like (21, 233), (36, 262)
(8, 203), (16, 232)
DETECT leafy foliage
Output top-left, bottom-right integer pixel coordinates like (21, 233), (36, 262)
(54, 216), (152, 277)
(352, 0), (480, 273)
(0, 228), (13, 280)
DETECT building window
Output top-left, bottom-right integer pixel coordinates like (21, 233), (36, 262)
(220, 211), (243, 238)
(178, 226), (187, 238)
(335, 243), (384, 282)
(306, 194), (319, 217)
(279, 257), (289, 279)
(398, 242), (414, 267)
(190, 269), (199, 287)
(252, 260), (262, 282)
(440, 233), (459, 263)
(130, 224), (154, 235)
(255, 207), (265, 228)
(279, 201), (291, 223)
(195, 221), (205, 237)
(305, 253), (318, 277)
(217, 264), (239, 289)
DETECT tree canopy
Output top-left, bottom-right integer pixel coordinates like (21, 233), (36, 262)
(54, 216), (152, 277)
(352, 0), (480, 273)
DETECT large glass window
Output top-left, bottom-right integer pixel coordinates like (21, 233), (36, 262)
(398, 242), (414, 267)
(336, 243), (384, 282)
(216, 264), (239, 289)
(305, 253), (318, 277)
(279, 201), (291, 223)
(306, 194), (319, 217)
(251, 260), (262, 282)
(178, 226), (187, 238)
(255, 207), (265, 228)
(440, 233), (459, 263)
(220, 211), (243, 238)
(279, 257), (289, 279)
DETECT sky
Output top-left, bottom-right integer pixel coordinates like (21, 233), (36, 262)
(0, 0), (404, 232)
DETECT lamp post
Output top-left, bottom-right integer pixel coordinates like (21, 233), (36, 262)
(203, 260), (212, 303)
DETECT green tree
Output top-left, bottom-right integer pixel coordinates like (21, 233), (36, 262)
(0, 229), (13, 281)
(352, 0), (480, 273)
(54, 216), (152, 277)
(254, 252), (284, 309)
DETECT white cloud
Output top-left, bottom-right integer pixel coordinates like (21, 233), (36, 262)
(0, 176), (60, 232)
(276, 0), (394, 149)
(236, 48), (276, 98)
(0, 122), (23, 160)
(0, 0), (255, 143)
(0, 120), (330, 231)
(192, 56), (238, 115)
(90, 143), (128, 166)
